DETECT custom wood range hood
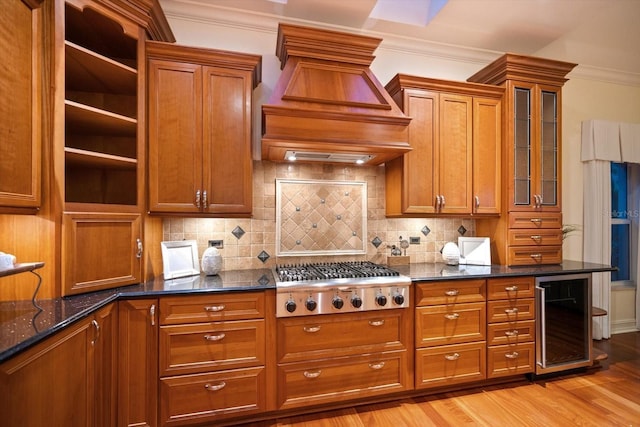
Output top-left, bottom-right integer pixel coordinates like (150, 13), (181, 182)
(261, 23), (412, 166)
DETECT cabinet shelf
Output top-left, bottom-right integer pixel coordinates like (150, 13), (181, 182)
(65, 147), (137, 169)
(65, 100), (137, 136)
(65, 41), (137, 94)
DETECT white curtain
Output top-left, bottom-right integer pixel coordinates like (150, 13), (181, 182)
(582, 120), (640, 338)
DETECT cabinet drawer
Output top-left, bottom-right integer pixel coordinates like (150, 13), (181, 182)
(507, 246), (562, 266)
(487, 276), (535, 300)
(416, 279), (486, 306)
(277, 310), (409, 363)
(508, 229), (563, 246)
(160, 320), (265, 376)
(415, 341), (486, 389)
(415, 302), (485, 347)
(487, 342), (535, 378)
(487, 298), (535, 323)
(509, 212), (562, 229)
(159, 366), (265, 426)
(159, 292), (265, 325)
(487, 320), (535, 346)
(277, 351), (409, 410)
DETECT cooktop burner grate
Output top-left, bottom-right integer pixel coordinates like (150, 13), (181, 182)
(274, 261), (401, 282)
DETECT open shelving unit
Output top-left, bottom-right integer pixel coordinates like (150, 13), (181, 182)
(64, 3), (139, 208)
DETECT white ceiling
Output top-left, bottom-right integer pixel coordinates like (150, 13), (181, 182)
(172, 0), (640, 79)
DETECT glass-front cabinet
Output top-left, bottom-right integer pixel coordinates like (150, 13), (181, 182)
(510, 82), (560, 212)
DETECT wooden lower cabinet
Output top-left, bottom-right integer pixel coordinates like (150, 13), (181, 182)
(486, 277), (536, 378)
(0, 303), (116, 427)
(158, 291), (271, 426)
(118, 298), (158, 427)
(416, 341), (486, 388)
(276, 309), (413, 410)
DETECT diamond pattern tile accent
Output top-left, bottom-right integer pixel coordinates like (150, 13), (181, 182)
(372, 236), (382, 248)
(458, 225), (467, 235)
(232, 226), (245, 240)
(257, 250), (270, 263)
(258, 274), (271, 286)
(277, 180), (366, 254)
(421, 226), (431, 236)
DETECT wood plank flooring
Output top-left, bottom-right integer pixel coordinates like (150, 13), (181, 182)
(237, 332), (640, 427)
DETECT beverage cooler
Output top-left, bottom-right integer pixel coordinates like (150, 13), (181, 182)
(535, 273), (592, 374)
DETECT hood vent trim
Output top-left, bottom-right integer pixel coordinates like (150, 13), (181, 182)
(261, 24), (412, 166)
(284, 150), (375, 164)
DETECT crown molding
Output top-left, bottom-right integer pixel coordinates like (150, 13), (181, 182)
(160, 0), (640, 87)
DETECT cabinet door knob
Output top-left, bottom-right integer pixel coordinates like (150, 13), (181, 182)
(204, 305), (225, 312)
(441, 195), (445, 208)
(444, 313), (460, 320)
(204, 382), (226, 391)
(445, 289), (459, 296)
(435, 195), (441, 209)
(202, 190), (208, 208)
(444, 353), (460, 361)
(505, 307), (519, 315)
(505, 285), (519, 292)
(303, 370), (322, 379)
(150, 304), (156, 326)
(368, 319), (385, 327)
(505, 330), (519, 337)
(505, 351), (520, 359)
(475, 196), (480, 209)
(368, 362), (385, 370)
(136, 238), (143, 259)
(195, 190), (201, 208)
(303, 325), (321, 333)
(204, 333), (226, 341)
(91, 319), (100, 346)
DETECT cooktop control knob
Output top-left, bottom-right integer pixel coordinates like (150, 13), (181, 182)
(285, 299), (297, 313)
(332, 296), (344, 309)
(393, 293), (405, 305)
(376, 293), (388, 307)
(351, 295), (363, 308)
(305, 297), (317, 312)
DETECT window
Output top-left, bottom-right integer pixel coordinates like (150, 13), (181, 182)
(611, 162), (631, 283)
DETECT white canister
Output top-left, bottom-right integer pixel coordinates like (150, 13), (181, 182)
(0, 252), (16, 269)
(201, 247), (222, 275)
(441, 242), (460, 265)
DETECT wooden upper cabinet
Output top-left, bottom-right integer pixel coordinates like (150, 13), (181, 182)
(385, 75), (503, 217)
(0, 0), (44, 212)
(147, 41), (261, 215)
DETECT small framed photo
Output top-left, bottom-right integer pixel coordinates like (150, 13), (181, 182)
(161, 240), (200, 279)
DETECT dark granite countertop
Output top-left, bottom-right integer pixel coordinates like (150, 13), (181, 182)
(0, 261), (613, 364)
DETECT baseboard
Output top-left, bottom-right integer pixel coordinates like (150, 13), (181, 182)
(611, 319), (639, 334)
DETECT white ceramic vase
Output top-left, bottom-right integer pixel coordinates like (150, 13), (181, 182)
(201, 247), (222, 275)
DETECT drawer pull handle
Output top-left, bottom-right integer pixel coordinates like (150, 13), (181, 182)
(303, 326), (321, 333)
(204, 305), (225, 312)
(444, 353), (460, 361)
(369, 320), (385, 327)
(369, 362), (385, 370)
(204, 382), (226, 391)
(505, 308), (519, 315)
(530, 218), (543, 224)
(303, 370), (321, 379)
(505, 351), (520, 359)
(445, 289), (459, 296)
(505, 330), (519, 337)
(204, 333), (225, 341)
(444, 313), (460, 320)
(530, 235), (542, 242)
(505, 285), (519, 292)
(530, 253), (542, 260)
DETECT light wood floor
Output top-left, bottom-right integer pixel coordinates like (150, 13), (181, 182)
(239, 332), (640, 427)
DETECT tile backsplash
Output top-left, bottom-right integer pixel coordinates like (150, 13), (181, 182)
(163, 161), (475, 271)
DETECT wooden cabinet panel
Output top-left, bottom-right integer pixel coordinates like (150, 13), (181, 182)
(487, 342), (535, 379)
(277, 351), (409, 410)
(416, 279), (486, 305)
(159, 292), (265, 325)
(508, 246), (563, 266)
(147, 59), (203, 213)
(438, 93), (473, 214)
(487, 298), (535, 323)
(62, 212), (141, 295)
(416, 302), (486, 347)
(472, 97), (501, 215)
(487, 320), (536, 347)
(118, 298), (158, 427)
(159, 367), (266, 426)
(508, 228), (563, 246)
(509, 212), (563, 229)
(277, 310), (409, 363)
(160, 319), (265, 376)
(415, 341), (486, 389)
(0, 0), (42, 211)
(487, 276), (535, 300)
(94, 303), (118, 427)
(146, 41), (261, 215)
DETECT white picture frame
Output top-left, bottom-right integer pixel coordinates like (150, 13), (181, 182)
(161, 240), (200, 279)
